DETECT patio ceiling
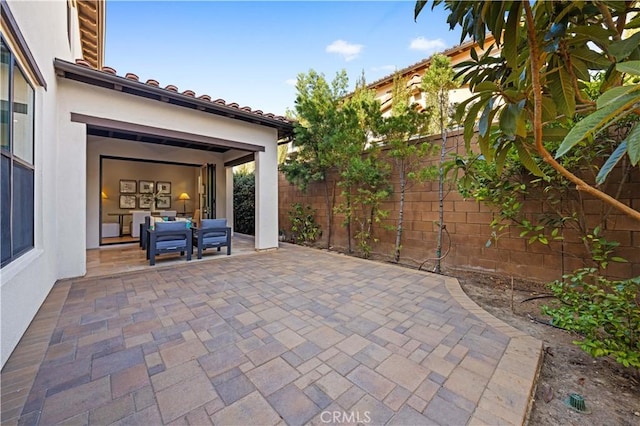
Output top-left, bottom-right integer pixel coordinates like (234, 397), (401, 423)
(72, 113), (265, 154)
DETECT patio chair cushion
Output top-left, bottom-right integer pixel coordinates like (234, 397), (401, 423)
(202, 235), (227, 245)
(201, 219), (227, 237)
(155, 221), (188, 242)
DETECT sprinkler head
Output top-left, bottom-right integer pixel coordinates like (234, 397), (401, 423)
(564, 393), (591, 414)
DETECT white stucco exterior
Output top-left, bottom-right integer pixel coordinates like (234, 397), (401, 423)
(1, 0), (285, 367)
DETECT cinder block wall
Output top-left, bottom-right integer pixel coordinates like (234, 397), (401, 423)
(278, 131), (639, 282)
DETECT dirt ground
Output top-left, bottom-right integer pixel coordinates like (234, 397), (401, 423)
(452, 270), (640, 426)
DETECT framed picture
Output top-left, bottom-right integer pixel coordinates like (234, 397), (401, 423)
(156, 181), (171, 194)
(156, 195), (171, 209)
(119, 195), (136, 209)
(119, 180), (137, 194)
(138, 196), (152, 209)
(139, 180), (154, 194)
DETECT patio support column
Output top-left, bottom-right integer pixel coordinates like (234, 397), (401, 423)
(254, 146), (278, 250)
(225, 166), (234, 233)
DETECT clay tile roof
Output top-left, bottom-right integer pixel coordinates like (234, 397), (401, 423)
(75, 59), (92, 68)
(53, 58), (295, 139)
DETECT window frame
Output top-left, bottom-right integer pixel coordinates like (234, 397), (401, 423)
(1, 35), (36, 268)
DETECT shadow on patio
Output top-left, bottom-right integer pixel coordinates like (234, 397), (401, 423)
(1, 242), (542, 425)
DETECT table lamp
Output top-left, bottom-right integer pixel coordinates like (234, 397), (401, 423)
(178, 192), (190, 213)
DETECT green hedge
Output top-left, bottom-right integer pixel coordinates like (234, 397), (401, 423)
(233, 171), (255, 235)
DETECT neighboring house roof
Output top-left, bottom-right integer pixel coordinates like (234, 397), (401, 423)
(54, 59), (295, 142)
(367, 34), (497, 91)
(77, 0), (105, 69)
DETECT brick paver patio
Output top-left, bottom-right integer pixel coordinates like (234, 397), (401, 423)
(1, 244), (542, 425)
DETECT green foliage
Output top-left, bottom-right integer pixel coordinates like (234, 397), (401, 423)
(457, 149), (570, 247)
(337, 152), (392, 258)
(233, 171), (255, 235)
(280, 69), (350, 192)
(422, 53), (460, 133)
(281, 69), (354, 248)
(418, 0), (640, 220)
(422, 53), (460, 272)
(288, 203), (321, 245)
(542, 234), (639, 368)
(374, 73), (438, 262)
(332, 74), (386, 254)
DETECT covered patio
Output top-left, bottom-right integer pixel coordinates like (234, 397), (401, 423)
(1, 243), (542, 425)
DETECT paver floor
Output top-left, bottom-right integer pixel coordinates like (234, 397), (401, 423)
(1, 243), (542, 425)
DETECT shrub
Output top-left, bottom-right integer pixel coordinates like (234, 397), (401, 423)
(542, 230), (639, 368)
(288, 203), (321, 245)
(233, 171), (254, 235)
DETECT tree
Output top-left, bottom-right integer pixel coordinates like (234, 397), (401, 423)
(416, 0), (640, 222)
(281, 70), (350, 249)
(333, 74), (386, 253)
(422, 53), (459, 273)
(375, 74), (436, 263)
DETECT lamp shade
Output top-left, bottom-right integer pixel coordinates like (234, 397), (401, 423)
(178, 192), (191, 201)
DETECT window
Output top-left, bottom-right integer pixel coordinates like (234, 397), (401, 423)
(1, 38), (35, 267)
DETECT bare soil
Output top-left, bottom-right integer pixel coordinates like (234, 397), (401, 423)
(452, 270), (640, 426)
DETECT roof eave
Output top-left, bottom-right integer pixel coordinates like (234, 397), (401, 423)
(54, 58), (294, 139)
(77, 0), (105, 69)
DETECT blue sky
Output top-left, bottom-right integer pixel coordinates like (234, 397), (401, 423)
(106, 1), (462, 116)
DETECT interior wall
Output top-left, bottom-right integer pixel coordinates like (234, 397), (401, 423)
(101, 158), (199, 225)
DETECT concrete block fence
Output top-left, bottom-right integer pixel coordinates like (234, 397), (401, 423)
(278, 132), (639, 282)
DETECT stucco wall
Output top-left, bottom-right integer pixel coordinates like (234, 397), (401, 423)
(1, 0), (74, 367)
(57, 78), (280, 273)
(2, 0), (282, 367)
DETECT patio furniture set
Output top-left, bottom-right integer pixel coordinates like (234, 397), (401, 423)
(141, 216), (231, 265)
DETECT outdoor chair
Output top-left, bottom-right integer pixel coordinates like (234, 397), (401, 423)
(192, 218), (231, 259)
(146, 221), (192, 265)
(140, 216), (151, 249)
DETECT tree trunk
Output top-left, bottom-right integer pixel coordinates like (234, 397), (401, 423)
(346, 187), (352, 254)
(323, 176), (332, 250)
(395, 164), (406, 263)
(435, 92), (446, 274)
(523, 1), (640, 223)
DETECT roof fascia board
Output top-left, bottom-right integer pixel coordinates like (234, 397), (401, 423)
(71, 113), (265, 152)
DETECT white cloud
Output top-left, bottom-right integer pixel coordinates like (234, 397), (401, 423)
(285, 78), (297, 86)
(409, 37), (446, 53)
(326, 40), (364, 61)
